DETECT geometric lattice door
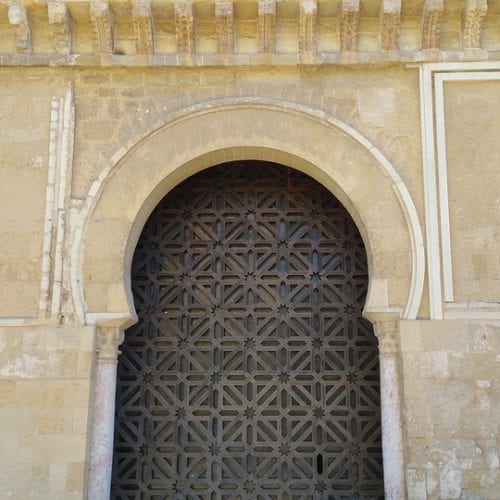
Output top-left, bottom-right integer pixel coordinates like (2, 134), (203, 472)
(111, 161), (384, 499)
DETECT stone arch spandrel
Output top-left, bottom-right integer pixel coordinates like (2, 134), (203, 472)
(80, 100), (424, 324)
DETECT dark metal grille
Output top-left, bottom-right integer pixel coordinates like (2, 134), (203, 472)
(112, 161), (383, 499)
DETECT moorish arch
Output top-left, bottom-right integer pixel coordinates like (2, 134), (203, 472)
(80, 99), (424, 499)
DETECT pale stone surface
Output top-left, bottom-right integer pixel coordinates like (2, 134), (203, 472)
(0, 9), (499, 496)
(444, 81), (500, 302)
(0, 326), (95, 498)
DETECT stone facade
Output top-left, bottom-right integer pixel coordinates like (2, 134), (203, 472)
(0, 1), (499, 498)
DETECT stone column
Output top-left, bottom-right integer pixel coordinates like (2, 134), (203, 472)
(87, 327), (124, 500)
(369, 312), (406, 499)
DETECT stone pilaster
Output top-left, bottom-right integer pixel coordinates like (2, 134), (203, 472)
(87, 327), (124, 500)
(367, 312), (406, 499)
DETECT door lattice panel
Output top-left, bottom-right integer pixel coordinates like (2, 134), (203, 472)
(112, 162), (384, 499)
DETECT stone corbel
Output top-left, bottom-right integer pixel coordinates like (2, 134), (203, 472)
(462, 0), (487, 49)
(47, 1), (72, 54)
(258, 0), (276, 53)
(422, 0), (444, 50)
(90, 0), (114, 55)
(132, 0), (154, 55)
(8, 3), (31, 53)
(340, 0), (360, 51)
(174, 0), (195, 56)
(299, 0), (317, 57)
(215, 0), (234, 54)
(380, 0), (401, 51)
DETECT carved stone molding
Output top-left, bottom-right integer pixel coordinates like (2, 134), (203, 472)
(97, 327), (124, 362)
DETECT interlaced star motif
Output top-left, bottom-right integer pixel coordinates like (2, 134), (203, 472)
(209, 443), (221, 455)
(138, 443), (150, 456)
(181, 210), (192, 220)
(243, 479), (256, 492)
(346, 371), (358, 383)
(244, 407), (256, 419)
(142, 371), (154, 384)
(313, 407), (325, 418)
(144, 304), (156, 314)
(350, 442), (362, 456)
(312, 337), (323, 349)
(315, 480), (327, 493)
(278, 371), (290, 383)
(177, 338), (188, 349)
(278, 304), (289, 316)
(279, 442), (291, 456)
(310, 271), (322, 284)
(210, 372), (222, 384)
(277, 240), (288, 251)
(244, 337), (256, 349)
(148, 241), (159, 251)
(344, 304), (356, 315)
(174, 480), (185, 493)
(175, 407), (187, 418)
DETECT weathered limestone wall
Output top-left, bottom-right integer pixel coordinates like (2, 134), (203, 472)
(443, 81), (500, 302)
(0, 76), (69, 316)
(0, 61), (499, 498)
(401, 320), (500, 498)
(0, 325), (96, 498)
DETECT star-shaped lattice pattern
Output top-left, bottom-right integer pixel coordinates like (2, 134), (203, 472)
(112, 162), (383, 498)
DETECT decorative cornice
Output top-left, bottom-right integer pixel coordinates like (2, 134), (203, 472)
(0, 0), (498, 67)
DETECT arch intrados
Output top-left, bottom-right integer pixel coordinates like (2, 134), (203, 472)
(80, 99), (424, 327)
